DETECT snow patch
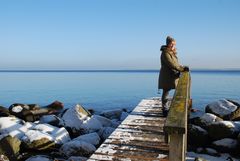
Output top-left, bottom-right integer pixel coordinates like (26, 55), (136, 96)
(11, 105), (23, 113)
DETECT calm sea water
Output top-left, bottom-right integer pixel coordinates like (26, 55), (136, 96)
(0, 71), (239, 112)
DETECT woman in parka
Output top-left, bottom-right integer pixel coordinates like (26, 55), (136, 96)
(158, 36), (189, 116)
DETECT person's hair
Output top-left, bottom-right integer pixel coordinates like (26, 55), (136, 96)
(166, 36), (175, 45)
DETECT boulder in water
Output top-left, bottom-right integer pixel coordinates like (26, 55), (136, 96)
(98, 127), (115, 140)
(205, 99), (240, 120)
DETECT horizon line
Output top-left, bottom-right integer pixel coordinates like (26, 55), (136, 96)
(0, 69), (240, 73)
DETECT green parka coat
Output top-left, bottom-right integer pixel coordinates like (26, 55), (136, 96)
(158, 45), (184, 90)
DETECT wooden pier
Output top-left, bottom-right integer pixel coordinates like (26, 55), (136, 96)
(88, 71), (191, 161)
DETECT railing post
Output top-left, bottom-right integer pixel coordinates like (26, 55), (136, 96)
(164, 71), (191, 161)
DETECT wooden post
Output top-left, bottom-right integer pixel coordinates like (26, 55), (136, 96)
(164, 71), (191, 161)
(169, 133), (185, 161)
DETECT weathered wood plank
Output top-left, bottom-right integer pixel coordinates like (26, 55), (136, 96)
(88, 98), (169, 161)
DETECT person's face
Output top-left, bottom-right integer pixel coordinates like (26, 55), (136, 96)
(168, 41), (176, 50)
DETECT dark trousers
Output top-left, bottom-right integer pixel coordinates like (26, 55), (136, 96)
(162, 89), (171, 109)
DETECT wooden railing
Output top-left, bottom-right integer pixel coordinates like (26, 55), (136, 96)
(164, 71), (191, 161)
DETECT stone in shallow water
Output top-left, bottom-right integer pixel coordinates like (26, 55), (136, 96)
(100, 109), (123, 120)
(205, 99), (240, 120)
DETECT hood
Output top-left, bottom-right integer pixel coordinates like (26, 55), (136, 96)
(160, 45), (168, 51)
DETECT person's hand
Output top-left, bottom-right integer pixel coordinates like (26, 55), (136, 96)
(183, 66), (189, 72)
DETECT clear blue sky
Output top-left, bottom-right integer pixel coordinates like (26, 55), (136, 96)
(0, 0), (240, 70)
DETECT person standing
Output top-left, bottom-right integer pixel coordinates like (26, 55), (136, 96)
(158, 36), (189, 116)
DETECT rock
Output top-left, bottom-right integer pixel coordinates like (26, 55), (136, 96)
(68, 156), (88, 161)
(62, 105), (102, 134)
(0, 135), (21, 161)
(25, 155), (52, 161)
(120, 112), (129, 121)
(22, 130), (55, 150)
(39, 115), (62, 127)
(73, 132), (101, 146)
(9, 103), (35, 121)
(33, 123), (70, 145)
(212, 138), (238, 153)
(100, 109), (123, 120)
(60, 140), (96, 157)
(205, 99), (240, 120)
(0, 155), (9, 161)
(188, 124), (209, 147)
(44, 100), (64, 111)
(196, 147), (220, 157)
(194, 157), (207, 161)
(0, 117), (29, 139)
(193, 113), (223, 129)
(98, 127), (115, 140)
(92, 115), (112, 127)
(0, 106), (10, 117)
(207, 121), (238, 140)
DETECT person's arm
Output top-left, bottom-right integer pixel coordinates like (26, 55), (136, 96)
(162, 52), (185, 72)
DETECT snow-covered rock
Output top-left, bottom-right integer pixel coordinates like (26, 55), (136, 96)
(32, 123), (70, 145)
(212, 138), (238, 152)
(100, 109), (123, 120)
(25, 155), (52, 161)
(60, 140), (96, 157)
(67, 156), (88, 161)
(193, 113), (223, 129)
(98, 127), (115, 140)
(62, 104), (102, 134)
(205, 99), (240, 120)
(73, 132), (100, 146)
(207, 121), (238, 140)
(188, 124), (209, 147)
(0, 117), (28, 139)
(22, 130), (55, 150)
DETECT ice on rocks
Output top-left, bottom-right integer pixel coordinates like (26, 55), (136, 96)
(0, 117), (28, 139)
(22, 130), (53, 143)
(73, 132), (100, 146)
(60, 140), (96, 157)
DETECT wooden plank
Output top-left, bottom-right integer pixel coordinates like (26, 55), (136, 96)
(88, 98), (169, 161)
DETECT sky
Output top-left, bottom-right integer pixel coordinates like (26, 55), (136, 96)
(0, 0), (240, 70)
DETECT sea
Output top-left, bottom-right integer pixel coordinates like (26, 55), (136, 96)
(0, 70), (239, 113)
